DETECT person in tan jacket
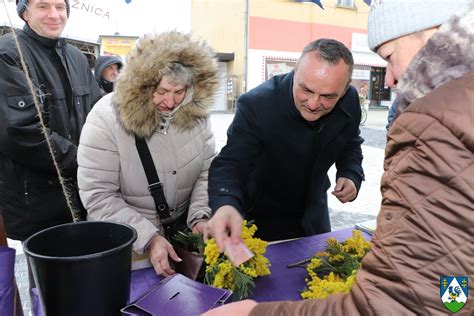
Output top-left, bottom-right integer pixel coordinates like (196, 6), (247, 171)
(203, 1), (473, 315)
(77, 31), (219, 277)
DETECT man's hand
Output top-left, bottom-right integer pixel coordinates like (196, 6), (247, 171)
(201, 299), (257, 316)
(147, 234), (182, 277)
(207, 205), (243, 252)
(331, 177), (357, 203)
(192, 220), (210, 241)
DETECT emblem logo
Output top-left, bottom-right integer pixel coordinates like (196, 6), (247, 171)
(440, 276), (468, 313)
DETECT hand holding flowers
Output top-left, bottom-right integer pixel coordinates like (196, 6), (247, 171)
(172, 220), (271, 301)
(203, 221), (271, 300)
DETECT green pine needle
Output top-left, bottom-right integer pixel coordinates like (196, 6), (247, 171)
(231, 267), (256, 300)
(171, 230), (206, 255)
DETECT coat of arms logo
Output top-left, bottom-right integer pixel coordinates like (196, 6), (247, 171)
(440, 276), (468, 313)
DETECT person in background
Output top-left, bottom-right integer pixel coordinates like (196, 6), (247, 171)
(207, 38), (364, 248)
(385, 97), (398, 130)
(359, 81), (369, 100)
(78, 31), (219, 277)
(0, 0), (101, 242)
(203, 0), (473, 315)
(94, 55), (123, 95)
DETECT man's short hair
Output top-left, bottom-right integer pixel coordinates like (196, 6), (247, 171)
(301, 38), (354, 77)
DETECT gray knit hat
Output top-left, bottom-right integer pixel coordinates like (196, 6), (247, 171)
(16, 0), (70, 21)
(368, 0), (473, 51)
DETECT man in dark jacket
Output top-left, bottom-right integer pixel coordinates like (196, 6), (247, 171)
(94, 55), (123, 95)
(0, 0), (102, 241)
(208, 39), (364, 246)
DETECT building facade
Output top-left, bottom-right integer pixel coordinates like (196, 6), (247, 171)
(1, 0), (393, 110)
(192, 0), (393, 110)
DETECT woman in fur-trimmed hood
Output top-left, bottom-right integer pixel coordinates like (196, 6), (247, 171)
(114, 31), (219, 137)
(77, 31), (219, 277)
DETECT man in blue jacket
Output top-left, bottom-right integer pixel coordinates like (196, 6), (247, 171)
(0, 0), (102, 241)
(208, 38), (364, 247)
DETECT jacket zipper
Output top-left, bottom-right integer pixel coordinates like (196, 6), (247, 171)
(24, 179), (30, 206)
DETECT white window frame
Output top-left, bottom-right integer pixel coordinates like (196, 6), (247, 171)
(337, 0), (356, 8)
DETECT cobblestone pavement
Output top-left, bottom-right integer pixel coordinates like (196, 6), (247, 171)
(10, 109), (388, 315)
(14, 253), (30, 314)
(360, 127), (387, 149)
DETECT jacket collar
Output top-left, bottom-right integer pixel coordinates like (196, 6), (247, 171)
(283, 71), (301, 121)
(397, 10), (474, 114)
(316, 89), (353, 151)
(23, 24), (64, 49)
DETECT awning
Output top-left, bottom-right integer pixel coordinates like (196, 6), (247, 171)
(216, 52), (235, 62)
(352, 51), (386, 68)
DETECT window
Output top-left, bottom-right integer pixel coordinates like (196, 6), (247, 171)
(264, 57), (297, 81)
(337, 0), (355, 8)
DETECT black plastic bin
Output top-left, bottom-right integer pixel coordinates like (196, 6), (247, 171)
(23, 221), (137, 316)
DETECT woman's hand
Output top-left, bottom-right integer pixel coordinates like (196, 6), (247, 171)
(192, 220), (210, 240)
(147, 234), (182, 277)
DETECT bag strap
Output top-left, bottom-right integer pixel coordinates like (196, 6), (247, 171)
(134, 135), (171, 220)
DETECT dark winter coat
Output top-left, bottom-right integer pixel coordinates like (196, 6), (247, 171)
(209, 71), (364, 241)
(0, 25), (102, 240)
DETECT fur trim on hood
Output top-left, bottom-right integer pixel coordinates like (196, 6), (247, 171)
(114, 31), (219, 138)
(396, 9), (474, 115)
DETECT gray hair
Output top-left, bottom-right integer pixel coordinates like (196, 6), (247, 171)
(160, 62), (193, 87)
(300, 38), (354, 77)
(156, 62), (194, 113)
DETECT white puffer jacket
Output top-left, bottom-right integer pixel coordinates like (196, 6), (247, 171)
(77, 32), (219, 253)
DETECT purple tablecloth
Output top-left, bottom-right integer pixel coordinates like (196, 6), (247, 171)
(0, 246), (16, 316)
(126, 228), (370, 303)
(33, 228), (370, 315)
(253, 228), (370, 302)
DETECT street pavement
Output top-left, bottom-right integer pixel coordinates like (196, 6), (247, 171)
(9, 108), (389, 315)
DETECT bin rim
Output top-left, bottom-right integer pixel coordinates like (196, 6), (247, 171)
(23, 221), (137, 262)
